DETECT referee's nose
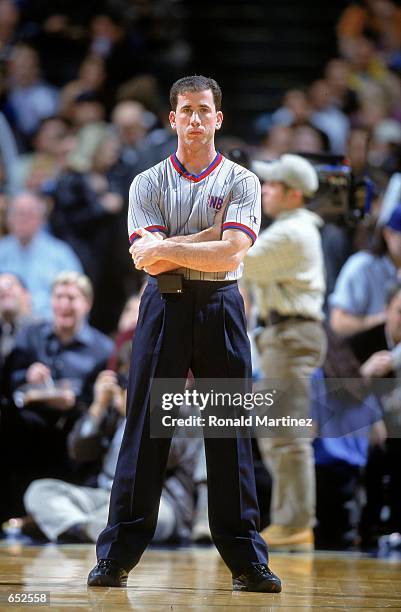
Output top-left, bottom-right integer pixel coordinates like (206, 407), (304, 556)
(190, 111), (201, 125)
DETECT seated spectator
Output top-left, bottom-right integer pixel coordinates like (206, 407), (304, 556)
(59, 54), (107, 122)
(368, 118), (401, 176)
(345, 36), (401, 119)
(1, 272), (113, 519)
(0, 273), (33, 359)
(311, 327), (383, 550)
(323, 58), (360, 118)
(22, 336), (201, 544)
(89, 12), (145, 90)
(47, 124), (135, 332)
(0, 111), (19, 194)
(307, 79), (350, 154)
(0, 0), (20, 63)
(68, 91), (106, 132)
(253, 125), (292, 161)
(329, 203), (401, 336)
(14, 116), (70, 192)
(337, 0), (401, 68)
(348, 280), (401, 545)
(291, 123), (330, 154)
(111, 100), (150, 169)
(2, 43), (59, 151)
(115, 294), (141, 334)
(0, 191), (83, 318)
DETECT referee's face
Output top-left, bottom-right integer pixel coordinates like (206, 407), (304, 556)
(169, 89), (223, 149)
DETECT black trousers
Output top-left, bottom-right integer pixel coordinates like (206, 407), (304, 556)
(96, 278), (268, 574)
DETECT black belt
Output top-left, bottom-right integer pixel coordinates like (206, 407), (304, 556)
(257, 310), (318, 327)
(148, 274), (237, 293)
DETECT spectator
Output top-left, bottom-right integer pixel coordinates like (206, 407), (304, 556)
(89, 12), (145, 90)
(348, 280), (401, 545)
(47, 127), (120, 270)
(253, 125), (292, 161)
(14, 116), (70, 192)
(308, 79), (350, 154)
(368, 118), (401, 175)
(0, 191), (83, 319)
(2, 44), (59, 151)
(0, 191), (9, 238)
(311, 327), (383, 550)
(0, 111), (19, 194)
(23, 358), (201, 544)
(324, 58), (360, 118)
(329, 204), (401, 336)
(111, 100), (150, 169)
(337, 0), (401, 67)
(47, 123), (133, 332)
(291, 123), (330, 154)
(68, 91), (106, 132)
(1, 271), (113, 519)
(114, 294), (141, 335)
(346, 36), (401, 119)
(0, 273), (33, 359)
(271, 89), (312, 128)
(21, 328), (198, 543)
(0, 0), (20, 63)
(59, 54), (107, 122)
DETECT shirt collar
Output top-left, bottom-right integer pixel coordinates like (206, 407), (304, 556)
(44, 321), (93, 346)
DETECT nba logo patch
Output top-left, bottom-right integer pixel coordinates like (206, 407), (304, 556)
(207, 194), (223, 210)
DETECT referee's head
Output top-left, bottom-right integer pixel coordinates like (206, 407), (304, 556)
(170, 75), (222, 111)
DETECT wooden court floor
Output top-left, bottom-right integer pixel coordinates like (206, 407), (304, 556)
(1, 541), (401, 610)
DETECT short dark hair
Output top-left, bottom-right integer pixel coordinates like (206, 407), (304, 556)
(170, 75), (222, 111)
(385, 280), (401, 306)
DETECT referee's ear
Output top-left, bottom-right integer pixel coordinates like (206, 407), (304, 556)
(169, 110), (176, 130)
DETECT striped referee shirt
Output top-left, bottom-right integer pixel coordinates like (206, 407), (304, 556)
(128, 152), (261, 281)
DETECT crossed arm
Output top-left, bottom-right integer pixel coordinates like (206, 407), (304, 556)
(129, 213), (252, 274)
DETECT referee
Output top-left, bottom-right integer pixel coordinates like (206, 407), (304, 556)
(87, 75), (281, 593)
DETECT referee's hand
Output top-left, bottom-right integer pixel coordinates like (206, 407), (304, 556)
(129, 228), (162, 270)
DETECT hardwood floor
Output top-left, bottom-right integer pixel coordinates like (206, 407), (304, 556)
(1, 541), (401, 610)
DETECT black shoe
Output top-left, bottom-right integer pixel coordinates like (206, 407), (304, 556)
(87, 559), (128, 587)
(232, 563), (282, 593)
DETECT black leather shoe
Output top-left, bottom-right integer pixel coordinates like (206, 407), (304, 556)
(232, 563), (282, 593)
(87, 559), (128, 587)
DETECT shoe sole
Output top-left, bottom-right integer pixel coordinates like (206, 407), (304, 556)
(232, 579), (282, 593)
(87, 577), (127, 588)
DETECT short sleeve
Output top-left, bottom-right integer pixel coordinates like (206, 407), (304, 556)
(222, 171), (261, 245)
(328, 254), (369, 315)
(128, 173), (168, 244)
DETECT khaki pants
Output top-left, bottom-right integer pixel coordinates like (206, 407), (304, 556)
(257, 320), (327, 529)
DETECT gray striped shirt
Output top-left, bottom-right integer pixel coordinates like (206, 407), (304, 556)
(128, 152), (261, 280)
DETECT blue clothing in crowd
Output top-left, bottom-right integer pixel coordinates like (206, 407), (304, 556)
(311, 368), (382, 467)
(8, 320), (113, 406)
(0, 230), (83, 318)
(328, 251), (397, 316)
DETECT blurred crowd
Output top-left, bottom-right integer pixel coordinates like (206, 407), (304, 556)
(1, 0), (401, 553)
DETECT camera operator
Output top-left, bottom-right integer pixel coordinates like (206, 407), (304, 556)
(243, 154), (327, 551)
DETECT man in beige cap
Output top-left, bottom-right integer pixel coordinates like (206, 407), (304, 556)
(243, 154), (327, 551)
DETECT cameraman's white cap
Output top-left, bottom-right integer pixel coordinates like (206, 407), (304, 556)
(252, 154), (319, 197)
